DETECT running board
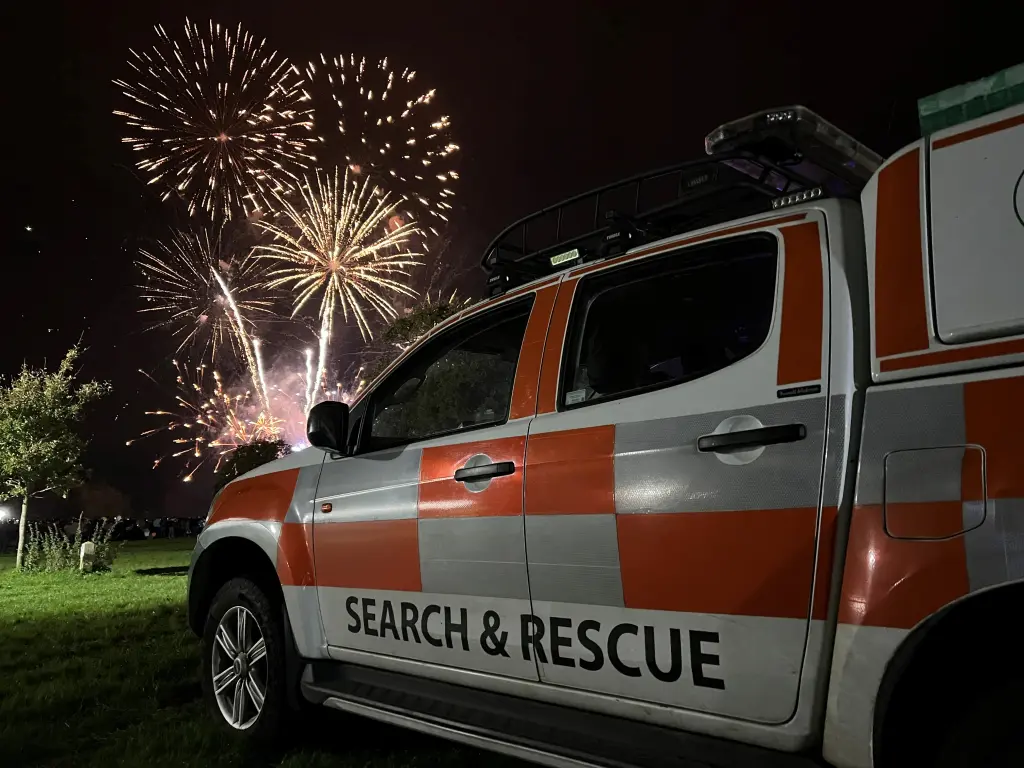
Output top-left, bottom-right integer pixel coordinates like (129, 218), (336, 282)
(301, 661), (823, 768)
(324, 697), (604, 768)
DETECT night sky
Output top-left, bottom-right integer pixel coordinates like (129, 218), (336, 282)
(5, 0), (1020, 516)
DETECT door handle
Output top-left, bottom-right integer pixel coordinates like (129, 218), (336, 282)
(697, 423), (806, 453)
(454, 461), (515, 482)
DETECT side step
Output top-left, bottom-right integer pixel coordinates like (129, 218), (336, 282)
(301, 661), (824, 768)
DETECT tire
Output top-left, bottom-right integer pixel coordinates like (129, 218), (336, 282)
(933, 676), (1024, 768)
(200, 577), (290, 746)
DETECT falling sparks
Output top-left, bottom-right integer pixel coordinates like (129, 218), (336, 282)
(305, 53), (459, 233)
(254, 167), (422, 408)
(130, 361), (284, 481)
(114, 19), (315, 220)
(137, 224), (275, 361)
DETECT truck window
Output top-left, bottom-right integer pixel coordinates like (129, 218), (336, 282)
(560, 234), (778, 408)
(366, 301), (532, 450)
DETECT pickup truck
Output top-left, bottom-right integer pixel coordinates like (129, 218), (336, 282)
(187, 98), (1024, 768)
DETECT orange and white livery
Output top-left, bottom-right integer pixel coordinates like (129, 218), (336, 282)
(188, 100), (1024, 767)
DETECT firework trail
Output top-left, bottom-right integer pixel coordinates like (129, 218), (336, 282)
(305, 54), (458, 236)
(137, 224), (274, 361)
(129, 361), (282, 481)
(254, 167), (422, 411)
(114, 19), (315, 220)
(211, 268), (270, 411)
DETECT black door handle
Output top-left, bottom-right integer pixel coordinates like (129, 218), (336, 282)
(697, 423), (806, 453)
(454, 461), (515, 482)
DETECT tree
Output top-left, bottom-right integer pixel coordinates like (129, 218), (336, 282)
(0, 346), (110, 570)
(77, 479), (133, 520)
(213, 439), (291, 494)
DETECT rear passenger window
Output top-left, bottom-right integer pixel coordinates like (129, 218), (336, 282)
(561, 234), (778, 408)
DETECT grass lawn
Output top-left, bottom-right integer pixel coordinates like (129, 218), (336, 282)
(0, 538), (518, 768)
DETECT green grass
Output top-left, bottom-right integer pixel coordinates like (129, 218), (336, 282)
(0, 538), (515, 768)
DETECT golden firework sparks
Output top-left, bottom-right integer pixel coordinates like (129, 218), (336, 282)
(136, 224), (275, 363)
(129, 361), (283, 481)
(114, 19), (315, 220)
(305, 53), (458, 236)
(254, 167), (422, 410)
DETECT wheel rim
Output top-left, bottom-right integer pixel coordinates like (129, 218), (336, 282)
(211, 605), (267, 730)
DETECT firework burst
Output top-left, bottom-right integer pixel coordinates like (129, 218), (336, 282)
(254, 167), (422, 409)
(137, 224), (275, 362)
(305, 54), (459, 235)
(130, 361), (283, 481)
(114, 19), (315, 220)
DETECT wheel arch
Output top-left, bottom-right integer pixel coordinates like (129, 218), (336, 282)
(873, 578), (1024, 767)
(188, 525), (284, 637)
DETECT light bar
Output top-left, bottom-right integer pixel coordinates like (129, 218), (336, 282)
(772, 187), (823, 209)
(705, 105), (883, 183)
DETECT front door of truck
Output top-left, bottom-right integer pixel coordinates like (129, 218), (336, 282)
(313, 287), (556, 681)
(522, 214), (831, 723)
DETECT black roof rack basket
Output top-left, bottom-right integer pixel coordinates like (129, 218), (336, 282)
(481, 150), (837, 296)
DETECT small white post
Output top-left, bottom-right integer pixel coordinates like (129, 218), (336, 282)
(79, 540), (96, 573)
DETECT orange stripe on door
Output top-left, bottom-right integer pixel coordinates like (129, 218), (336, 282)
(838, 504), (968, 629)
(874, 148), (930, 358)
(536, 279), (578, 414)
(617, 508), (818, 619)
(207, 468), (299, 527)
(277, 522), (315, 587)
(777, 222), (824, 386)
(812, 506), (838, 621)
(879, 337), (1024, 372)
(418, 437), (525, 518)
(314, 519), (422, 591)
(965, 375), (1024, 499)
(525, 426), (614, 515)
(509, 285), (558, 420)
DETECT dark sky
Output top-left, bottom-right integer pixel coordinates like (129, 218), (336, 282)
(5, 0), (1020, 515)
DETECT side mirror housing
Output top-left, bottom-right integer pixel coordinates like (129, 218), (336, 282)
(306, 401), (350, 454)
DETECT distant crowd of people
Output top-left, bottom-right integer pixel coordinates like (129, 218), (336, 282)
(0, 516), (204, 554)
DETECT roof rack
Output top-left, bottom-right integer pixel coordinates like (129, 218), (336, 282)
(481, 106), (879, 296)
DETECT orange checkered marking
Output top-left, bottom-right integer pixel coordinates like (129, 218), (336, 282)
(525, 426), (615, 516)
(207, 468), (299, 527)
(839, 504), (969, 629)
(777, 222), (824, 386)
(874, 148), (930, 359)
(418, 437), (526, 518)
(314, 519), (422, 592)
(277, 522), (315, 587)
(509, 285), (558, 420)
(617, 507), (820, 620)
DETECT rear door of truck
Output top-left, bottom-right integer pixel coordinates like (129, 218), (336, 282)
(521, 210), (834, 724)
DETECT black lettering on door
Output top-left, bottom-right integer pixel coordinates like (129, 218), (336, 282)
(689, 630), (725, 690)
(421, 605), (443, 647)
(362, 598), (378, 637)
(577, 620), (604, 671)
(400, 602), (420, 643)
(345, 596), (360, 633)
(521, 615), (548, 663)
(608, 624), (641, 678)
(550, 617), (575, 668)
(444, 606), (469, 651)
(380, 600), (400, 640)
(644, 626), (682, 683)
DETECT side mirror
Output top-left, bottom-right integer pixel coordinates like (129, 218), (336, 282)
(306, 400), (350, 454)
